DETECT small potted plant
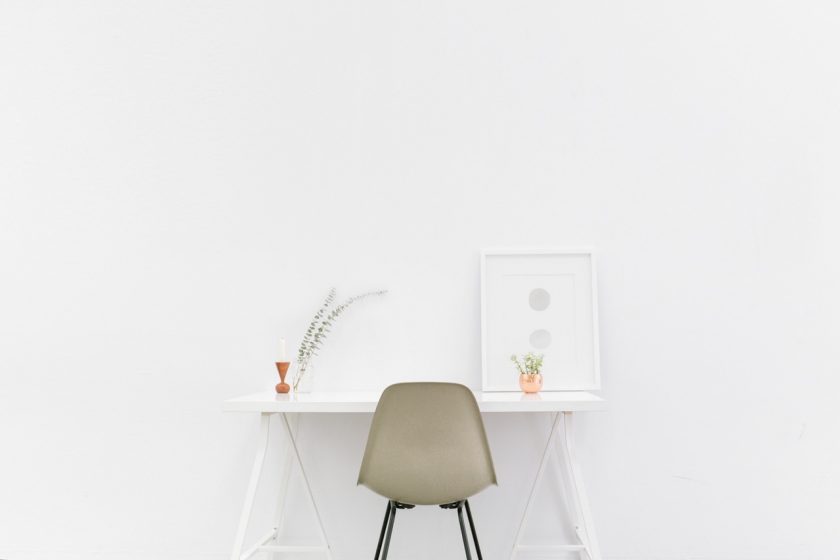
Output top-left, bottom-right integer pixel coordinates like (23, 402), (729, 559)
(511, 353), (544, 393)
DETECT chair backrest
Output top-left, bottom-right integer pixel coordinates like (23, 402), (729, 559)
(358, 382), (497, 506)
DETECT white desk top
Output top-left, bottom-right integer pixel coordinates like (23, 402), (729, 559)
(223, 390), (605, 413)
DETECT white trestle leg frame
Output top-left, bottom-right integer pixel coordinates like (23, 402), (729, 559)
(230, 411), (599, 560)
(230, 412), (333, 560)
(510, 412), (602, 560)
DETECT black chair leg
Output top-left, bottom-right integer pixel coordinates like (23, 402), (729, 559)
(456, 502), (473, 560)
(380, 500), (397, 560)
(464, 500), (484, 560)
(374, 501), (392, 560)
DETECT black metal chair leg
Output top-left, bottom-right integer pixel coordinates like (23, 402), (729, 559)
(464, 500), (484, 560)
(374, 501), (392, 560)
(380, 500), (397, 560)
(456, 502), (473, 560)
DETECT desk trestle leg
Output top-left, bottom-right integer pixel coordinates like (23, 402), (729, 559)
(509, 412), (602, 560)
(229, 412), (332, 560)
(270, 413), (299, 560)
(230, 413), (272, 560)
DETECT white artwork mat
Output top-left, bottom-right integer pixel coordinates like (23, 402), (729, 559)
(481, 249), (600, 391)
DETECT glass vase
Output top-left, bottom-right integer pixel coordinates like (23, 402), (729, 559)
(292, 362), (315, 393)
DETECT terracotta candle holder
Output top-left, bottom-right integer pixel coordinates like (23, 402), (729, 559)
(275, 362), (291, 394)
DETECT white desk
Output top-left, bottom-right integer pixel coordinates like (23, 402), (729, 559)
(224, 390), (605, 560)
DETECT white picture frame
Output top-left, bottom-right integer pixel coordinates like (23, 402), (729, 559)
(481, 248), (601, 392)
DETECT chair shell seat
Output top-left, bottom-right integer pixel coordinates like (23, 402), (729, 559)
(358, 382), (497, 506)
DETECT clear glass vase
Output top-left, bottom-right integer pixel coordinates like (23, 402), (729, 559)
(292, 361), (315, 393)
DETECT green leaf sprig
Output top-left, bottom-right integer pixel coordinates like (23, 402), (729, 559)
(510, 352), (544, 376)
(294, 287), (387, 390)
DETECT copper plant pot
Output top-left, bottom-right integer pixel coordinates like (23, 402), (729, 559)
(275, 362), (291, 394)
(519, 373), (543, 394)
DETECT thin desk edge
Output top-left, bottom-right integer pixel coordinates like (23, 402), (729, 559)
(223, 390), (606, 413)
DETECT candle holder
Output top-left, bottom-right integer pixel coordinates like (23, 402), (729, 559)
(275, 362), (291, 394)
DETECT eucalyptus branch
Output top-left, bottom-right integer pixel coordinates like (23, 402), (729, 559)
(296, 288), (336, 365)
(293, 288), (387, 390)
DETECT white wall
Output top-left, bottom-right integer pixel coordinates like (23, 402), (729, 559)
(2, 1), (839, 559)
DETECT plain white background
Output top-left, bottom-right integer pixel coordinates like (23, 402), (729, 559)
(2, 1), (839, 559)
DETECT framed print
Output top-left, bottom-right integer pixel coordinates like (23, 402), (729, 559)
(481, 248), (601, 392)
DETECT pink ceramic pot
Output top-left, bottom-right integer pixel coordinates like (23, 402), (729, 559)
(519, 373), (543, 393)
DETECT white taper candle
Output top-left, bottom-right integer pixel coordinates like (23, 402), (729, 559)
(277, 337), (287, 362)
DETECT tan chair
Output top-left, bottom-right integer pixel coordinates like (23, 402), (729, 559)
(358, 382), (497, 559)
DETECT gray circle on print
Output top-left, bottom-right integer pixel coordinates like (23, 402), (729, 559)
(529, 288), (551, 311)
(529, 329), (551, 349)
